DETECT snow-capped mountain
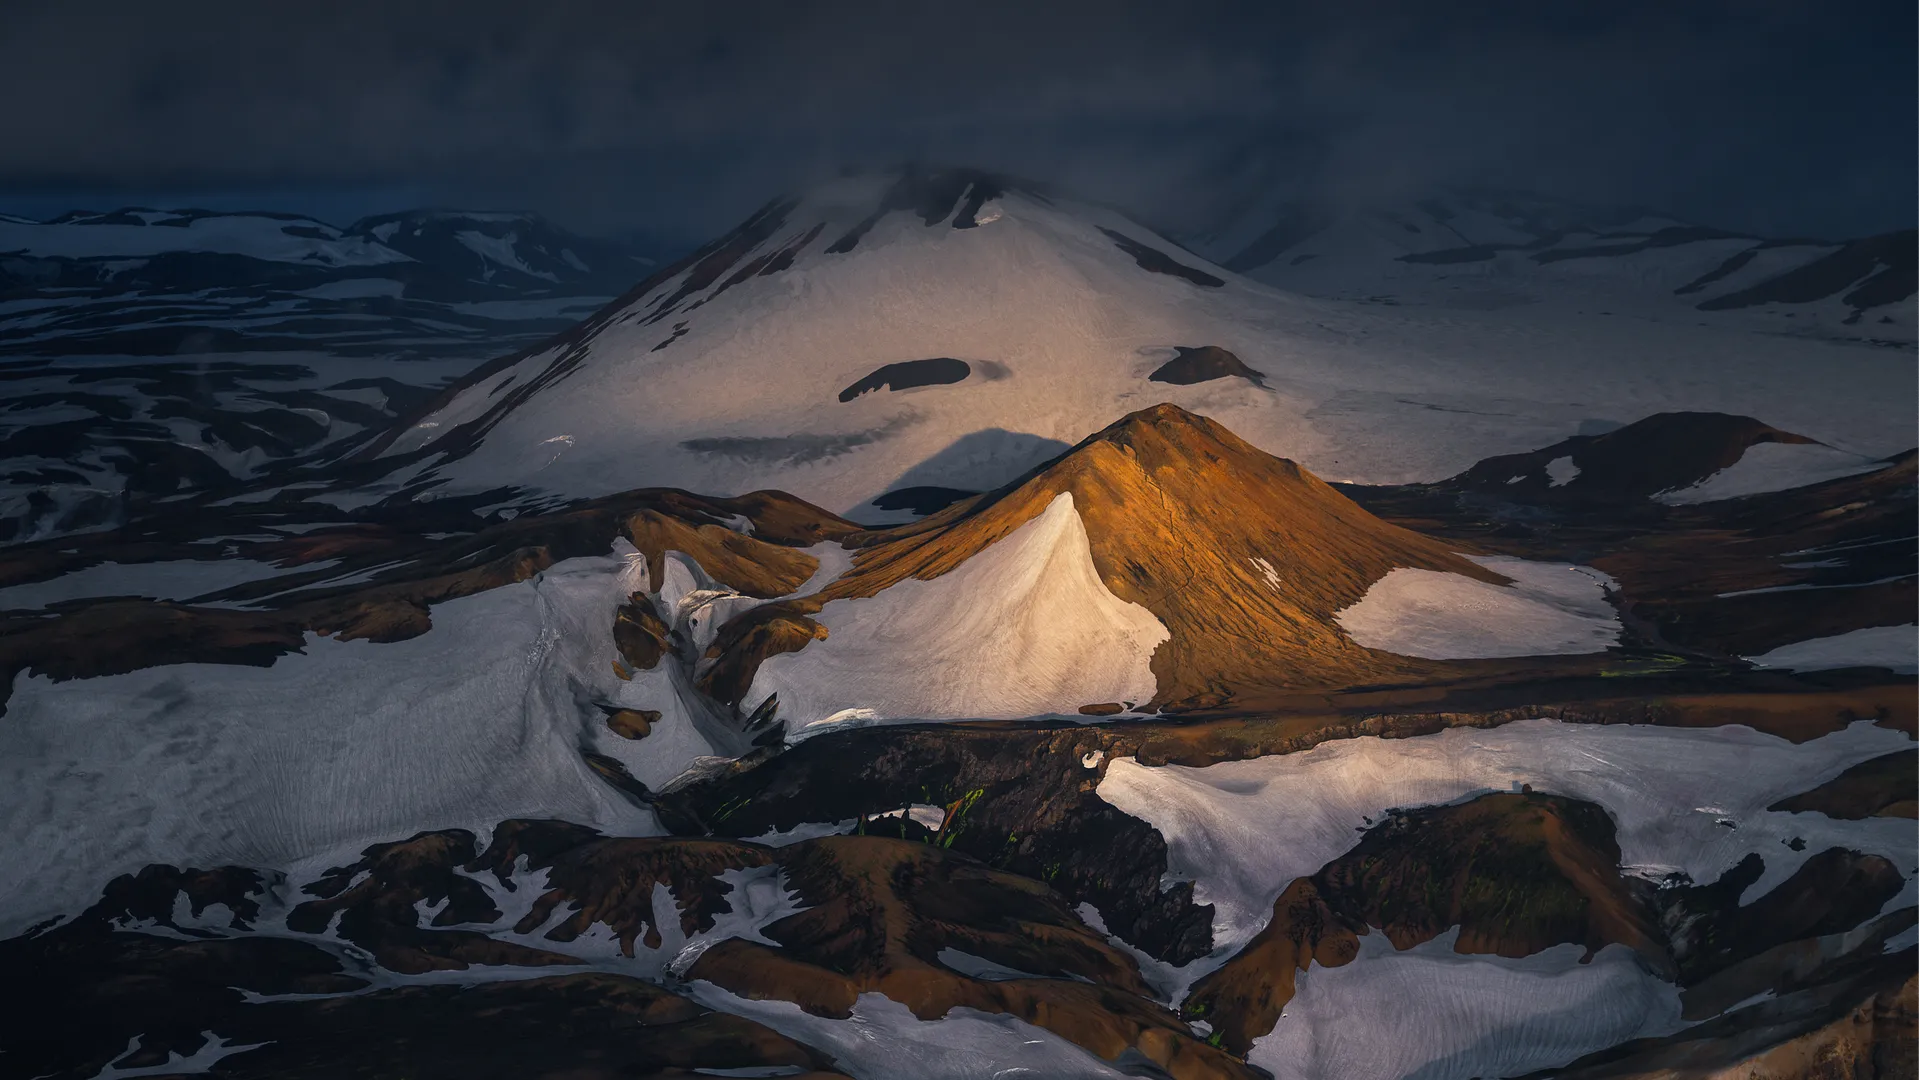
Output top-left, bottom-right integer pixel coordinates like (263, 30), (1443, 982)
(1, 167), (1913, 1079)
(1179, 188), (1916, 344)
(365, 168), (1913, 526)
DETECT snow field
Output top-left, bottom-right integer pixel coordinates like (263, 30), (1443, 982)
(1334, 555), (1621, 659)
(749, 492), (1167, 733)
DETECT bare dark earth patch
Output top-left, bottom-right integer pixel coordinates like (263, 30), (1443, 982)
(838, 358), (971, 402)
(1700, 230), (1916, 313)
(681, 414), (919, 466)
(1148, 346), (1266, 387)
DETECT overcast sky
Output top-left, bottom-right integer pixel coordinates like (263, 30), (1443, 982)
(0, 0), (1911, 243)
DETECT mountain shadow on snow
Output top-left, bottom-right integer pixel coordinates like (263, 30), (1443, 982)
(869, 486), (979, 516)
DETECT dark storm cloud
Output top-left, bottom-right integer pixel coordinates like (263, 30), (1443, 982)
(0, 0), (1911, 240)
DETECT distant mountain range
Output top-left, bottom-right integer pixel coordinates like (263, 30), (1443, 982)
(1177, 188), (1915, 345)
(0, 207), (669, 357)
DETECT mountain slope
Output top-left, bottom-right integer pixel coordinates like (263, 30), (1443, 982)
(705, 405), (1594, 725)
(364, 169), (1914, 527)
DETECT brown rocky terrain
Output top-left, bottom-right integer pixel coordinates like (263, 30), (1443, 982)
(688, 835), (1258, 1080)
(2, 403), (1912, 1078)
(700, 403), (1520, 714)
(1173, 790), (1907, 1060)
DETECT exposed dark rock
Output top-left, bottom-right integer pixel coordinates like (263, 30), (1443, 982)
(654, 721), (1216, 964)
(951, 178), (1005, 228)
(1770, 750), (1918, 819)
(1098, 228), (1226, 286)
(1445, 411), (1820, 505)
(838, 357), (972, 401)
(604, 707), (658, 739)
(1700, 229), (1916, 313)
(1675, 248), (1760, 294)
(1656, 847), (1907, 986)
(1147, 345), (1266, 386)
(824, 168), (1016, 254)
(613, 593), (671, 671)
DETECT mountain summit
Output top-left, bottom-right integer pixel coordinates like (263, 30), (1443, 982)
(364, 167), (1909, 525)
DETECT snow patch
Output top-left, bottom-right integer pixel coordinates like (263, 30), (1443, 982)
(1249, 557), (1283, 591)
(1655, 441), (1885, 504)
(90, 1032), (271, 1078)
(1745, 625), (1917, 673)
(688, 988), (1138, 1079)
(0, 559), (299, 610)
(1250, 931), (1682, 1080)
(0, 549), (681, 935)
(1544, 455), (1579, 487)
(1334, 555), (1619, 659)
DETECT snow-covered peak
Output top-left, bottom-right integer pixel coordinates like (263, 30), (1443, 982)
(361, 167), (1912, 528)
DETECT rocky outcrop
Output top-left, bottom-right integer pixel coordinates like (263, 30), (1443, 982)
(1350, 433), (1916, 661)
(604, 706), (658, 739)
(1655, 847), (1907, 989)
(613, 593), (671, 672)
(285, 829), (578, 973)
(624, 506), (829, 598)
(1444, 412), (1821, 506)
